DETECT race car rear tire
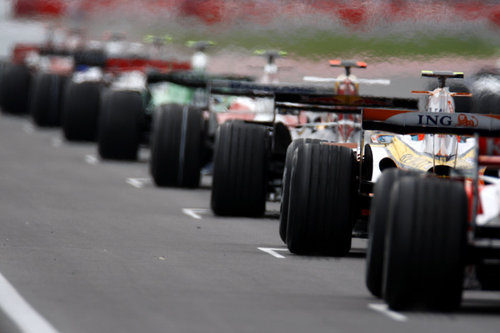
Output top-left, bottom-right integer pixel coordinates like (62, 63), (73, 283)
(62, 81), (102, 141)
(31, 73), (67, 127)
(150, 104), (204, 188)
(97, 90), (144, 160)
(286, 143), (356, 256)
(0, 64), (31, 114)
(365, 168), (418, 298)
(279, 138), (323, 243)
(211, 120), (269, 217)
(383, 177), (467, 311)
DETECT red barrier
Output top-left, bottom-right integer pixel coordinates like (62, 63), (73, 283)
(13, 0), (65, 18)
(11, 0), (500, 28)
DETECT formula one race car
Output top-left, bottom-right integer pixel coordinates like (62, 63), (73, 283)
(147, 50), (286, 188)
(0, 26), (103, 124)
(29, 28), (88, 127)
(0, 25), (66, 116)
(95, 41), (221, 160)
(364, 71), (477, 299)
(97, 57), (192, 159)
(280, 71), (475, 259)
(61, 34), (190, 146)
(362, 74), (500, 311)
(60, 32), (127, 142)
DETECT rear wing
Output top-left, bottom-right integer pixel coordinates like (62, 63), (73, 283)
(107, 59), (191, 74)
(421, 70), (465, 88)
(146, 73), (418, 113)
(73, 49), (107, 67)
(330, 59), (367, 69)
(329, 59), (366, 76)
(255, 49), (287, 64)
(209, 80), (418, 113)
(38, 48), (109, 68)
(146, 71), (254, 86)
(186, 40), (215, 52)
(421, 70), (464, 79)
(362, 108), (500, 137)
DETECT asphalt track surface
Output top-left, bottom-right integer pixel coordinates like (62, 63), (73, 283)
(1, 111), (500, 333)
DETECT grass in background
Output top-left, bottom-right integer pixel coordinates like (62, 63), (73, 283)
(169, 28), (498, 59)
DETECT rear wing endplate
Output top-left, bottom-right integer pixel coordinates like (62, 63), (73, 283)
(329, 60), (366, 69)
(421, 70), (465, 88)
(421, 70), (464, 79)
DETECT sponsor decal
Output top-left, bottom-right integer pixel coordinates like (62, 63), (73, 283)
(417, 114), (452, 126)
(457, 114), (478, 128)
(416, 113), (478, 128)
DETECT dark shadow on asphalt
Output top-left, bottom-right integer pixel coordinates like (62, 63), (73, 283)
(458, 297), (500, 315)
(31, 126), (60, 132)
(205, 209), (280, 220)
(285, 247), (366, 260)
(99, 159), (148, 165)
(0, 111), (30, 119)
(379, 295), (500, 315)
(347, 248), (366, 258)
(264, 211), (280, 219)
(64, 141), (96, 148)
(198, 183), (212, 190)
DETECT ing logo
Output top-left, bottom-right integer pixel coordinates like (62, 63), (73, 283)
(457, 114), (478, 128)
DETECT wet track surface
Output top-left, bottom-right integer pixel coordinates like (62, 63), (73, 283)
(1, 114), (500, 332)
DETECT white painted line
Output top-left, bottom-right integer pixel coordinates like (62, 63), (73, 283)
(0, 272), (59, 333)
(182, 208), (209, 220)
(126, 177), (151, 189)
(258, 247), (288, 259)
(23, 123), (34, 134)
(51, 137), (62, 148)
(84, 154), (98, 165)
(368, 303), (408, 322)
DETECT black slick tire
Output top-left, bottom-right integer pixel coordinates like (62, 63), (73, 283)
(31, 73), (67, 126)
(0, 64), (31, 114)
(365, 168), (417, 298)
(150, 104), (204, 188)
(211, 120), (269, 217)
(62, 81), (102, 141)
(97, 90), (144, 160)
(279, 138), (323, 243)
(286, 143), (356, 256)
(383, 177), (467, 311)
